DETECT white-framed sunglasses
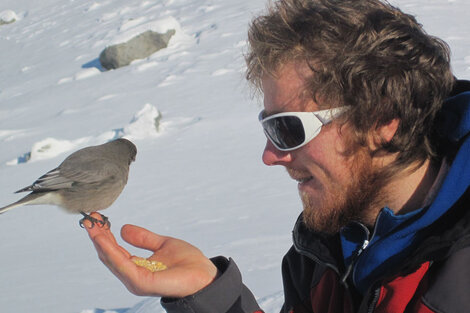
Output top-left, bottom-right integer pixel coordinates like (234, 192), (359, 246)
(258, 107), (345, 151)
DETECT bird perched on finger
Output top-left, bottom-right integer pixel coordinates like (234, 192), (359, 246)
(0, 138), (137, 228)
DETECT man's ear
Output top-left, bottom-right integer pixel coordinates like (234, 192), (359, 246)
(369, 119), (399, 149)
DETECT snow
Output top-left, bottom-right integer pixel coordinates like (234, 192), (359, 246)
(0, 0), (468, 312)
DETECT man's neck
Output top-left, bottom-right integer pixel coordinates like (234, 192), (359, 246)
(386, 159), (441, 215)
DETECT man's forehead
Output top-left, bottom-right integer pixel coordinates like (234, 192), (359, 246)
(261, 64), (318, 115)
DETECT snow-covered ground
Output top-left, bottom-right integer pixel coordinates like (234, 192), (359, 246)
(0, 0), (468, 312)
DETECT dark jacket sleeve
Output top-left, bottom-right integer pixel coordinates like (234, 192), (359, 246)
(161, 256), (264, 313)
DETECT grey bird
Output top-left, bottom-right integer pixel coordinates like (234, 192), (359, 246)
(0, 138), (137, 227)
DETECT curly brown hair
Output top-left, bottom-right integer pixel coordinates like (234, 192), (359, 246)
(246, 0), (455, 170)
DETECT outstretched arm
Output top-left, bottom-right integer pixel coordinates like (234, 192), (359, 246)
(84, 213), (263, 313)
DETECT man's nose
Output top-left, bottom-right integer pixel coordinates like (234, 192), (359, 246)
(262, 140), (293, 166)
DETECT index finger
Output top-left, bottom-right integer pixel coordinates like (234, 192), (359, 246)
(84, 213), (131, 258)
(93, 232), (137, 276)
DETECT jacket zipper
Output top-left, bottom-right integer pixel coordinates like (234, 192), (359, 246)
(341, 238), (370, 284)
(341, 222), (372, 285)
(366, 287), (381, 313)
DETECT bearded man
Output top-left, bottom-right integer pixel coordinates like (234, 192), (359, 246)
(86, 0), (470, 312)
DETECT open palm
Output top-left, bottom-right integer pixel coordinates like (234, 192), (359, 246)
(85, 213), (218, 298)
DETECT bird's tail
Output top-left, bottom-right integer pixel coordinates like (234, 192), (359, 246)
(0, 193), (45, 214)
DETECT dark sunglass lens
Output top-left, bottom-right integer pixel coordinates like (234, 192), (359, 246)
(263, 116), (305, 149)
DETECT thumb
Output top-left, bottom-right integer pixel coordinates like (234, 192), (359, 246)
(121, 224), (168, 252)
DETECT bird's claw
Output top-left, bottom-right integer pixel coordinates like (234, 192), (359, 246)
(79, 212), (110, 229)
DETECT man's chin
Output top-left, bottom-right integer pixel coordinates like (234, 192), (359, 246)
(300, 193), (347, 234)
(302, 210), (345, 234)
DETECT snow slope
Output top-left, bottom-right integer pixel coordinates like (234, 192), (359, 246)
(0, 0), (468, 312)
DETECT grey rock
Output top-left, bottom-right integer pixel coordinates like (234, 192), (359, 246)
(99, 29), (175, 70)
(0, 10), (17, 25)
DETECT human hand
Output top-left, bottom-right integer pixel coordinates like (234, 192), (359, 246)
(84, 213), (218, 298)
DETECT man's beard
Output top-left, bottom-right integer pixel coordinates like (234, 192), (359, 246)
(299, 151), (390, 234)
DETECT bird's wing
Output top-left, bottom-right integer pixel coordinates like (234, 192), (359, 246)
(15, 168), (74, 192)
(15, 159), (121, 193)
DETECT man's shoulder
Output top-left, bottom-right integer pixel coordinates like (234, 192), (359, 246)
(423, 245), (470, 312)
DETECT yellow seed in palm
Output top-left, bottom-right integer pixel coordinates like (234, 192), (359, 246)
(132, 257), (167, 272)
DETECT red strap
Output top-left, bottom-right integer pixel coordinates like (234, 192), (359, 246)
(375, 262), (431, 313)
